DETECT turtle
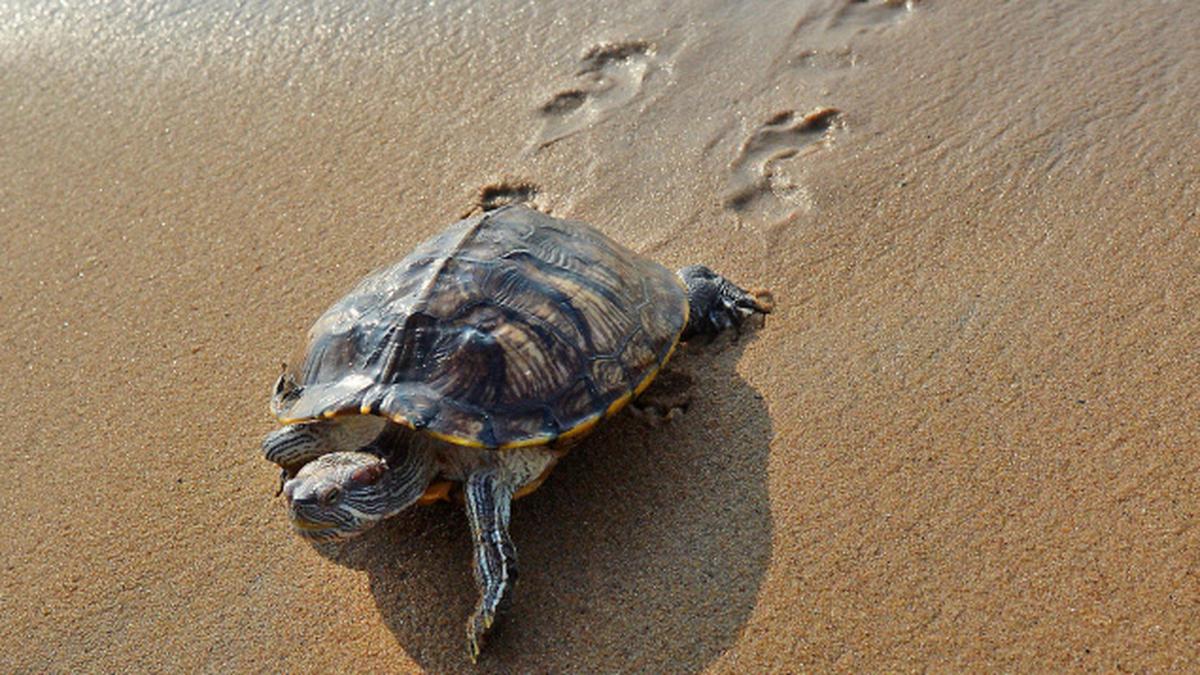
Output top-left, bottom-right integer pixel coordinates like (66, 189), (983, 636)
(261, 204), (772, 660)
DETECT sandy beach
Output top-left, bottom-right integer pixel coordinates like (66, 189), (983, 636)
(2, 0), (1198, 671)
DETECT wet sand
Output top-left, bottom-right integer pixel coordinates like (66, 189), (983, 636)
(2, 0), (1198, 671)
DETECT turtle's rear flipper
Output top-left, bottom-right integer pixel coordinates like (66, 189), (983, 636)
(678, 265), (774, 341)
(464, 469), (517, 663)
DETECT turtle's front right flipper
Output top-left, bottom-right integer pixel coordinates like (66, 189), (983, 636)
(463, 469), (517, 663)
(263, 422), (329, 475)
(262, 415), (387, 475)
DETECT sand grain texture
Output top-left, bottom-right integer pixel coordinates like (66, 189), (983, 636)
(1, 0), (1197, 672)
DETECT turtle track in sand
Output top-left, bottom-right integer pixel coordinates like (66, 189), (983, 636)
(721, 0), (920, 224)
(782, 0), (919, 72)
(723, 108), (842, 224)
(476, 180), (541, 211)
(777, 0), (916, 72)
(530, 40), (659, 151)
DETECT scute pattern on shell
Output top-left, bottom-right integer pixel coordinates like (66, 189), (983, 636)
(272, 205), (688, 449)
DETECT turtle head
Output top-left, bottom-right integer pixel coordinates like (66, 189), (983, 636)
(282, 451), (393, 542)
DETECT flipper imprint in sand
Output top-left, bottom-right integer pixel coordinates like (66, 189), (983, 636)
(531, 41), (658, 150)
(477, 180), (540, 211)
(784, 0), (919, 71)
(724, 108), (842, 224)
(457, 178), (549, 219)
(824, 0), (918, 35)
(721, 1), (917, 224)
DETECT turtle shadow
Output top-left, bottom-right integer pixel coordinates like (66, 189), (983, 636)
(321, 334), (774, 672)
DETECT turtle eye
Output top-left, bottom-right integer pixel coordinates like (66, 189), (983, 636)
(319, 486), (340, 504)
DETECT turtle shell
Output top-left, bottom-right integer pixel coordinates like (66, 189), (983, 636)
(272, 205), (689, 449)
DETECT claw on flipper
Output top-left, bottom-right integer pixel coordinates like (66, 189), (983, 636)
(749, 288), (775, 314)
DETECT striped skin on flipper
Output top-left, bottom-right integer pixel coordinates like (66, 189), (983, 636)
(262, 415), (387, 474)
(463, 469), (516, 663)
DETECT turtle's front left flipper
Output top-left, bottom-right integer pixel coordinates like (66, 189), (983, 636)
(463, 469), (518, 662)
